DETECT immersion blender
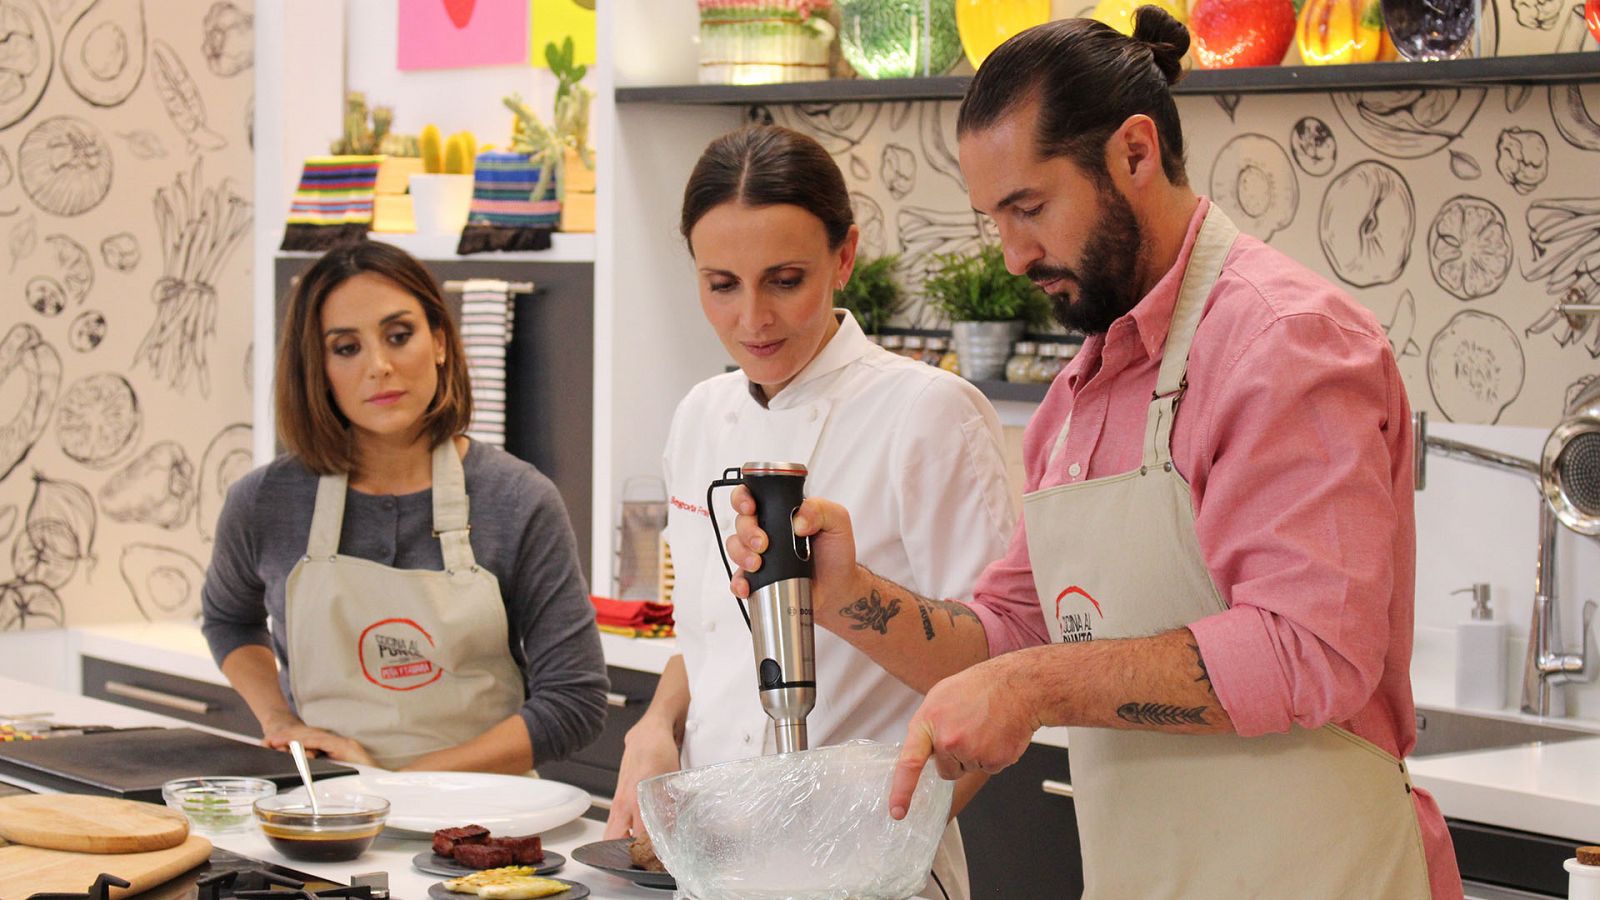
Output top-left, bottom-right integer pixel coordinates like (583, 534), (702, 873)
(708, 462), (816, 753)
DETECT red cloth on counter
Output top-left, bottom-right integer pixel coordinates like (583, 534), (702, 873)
(591, 595), (674, 629)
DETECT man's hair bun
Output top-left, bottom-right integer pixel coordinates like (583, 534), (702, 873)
(1130, 6), (1189, 85)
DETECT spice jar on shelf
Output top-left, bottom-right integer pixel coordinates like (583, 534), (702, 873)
(923, 336), (948, 366)
(1005, 341), (1039, 383)
(1034, 342), (1065, 382)
(901, 335), (926, 360)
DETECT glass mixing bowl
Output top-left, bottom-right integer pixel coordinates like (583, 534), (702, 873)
(161, 777), (277, 836)
(253, 792), (389, 862)
(637, 740), (953, 900)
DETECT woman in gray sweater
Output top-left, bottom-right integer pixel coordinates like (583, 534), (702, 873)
(201, 242), (606, 772)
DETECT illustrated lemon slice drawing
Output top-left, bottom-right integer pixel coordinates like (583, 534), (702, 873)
(1428, 196), (1512, 301)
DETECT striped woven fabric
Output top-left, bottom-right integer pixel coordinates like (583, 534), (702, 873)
(459, 278), (519, 447)
(466, 152), (560, 228)
(286, 156), (383, 225)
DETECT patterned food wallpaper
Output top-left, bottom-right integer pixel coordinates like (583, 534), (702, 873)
(771, 2), (1600, 429)
(0, 0), (254, 631)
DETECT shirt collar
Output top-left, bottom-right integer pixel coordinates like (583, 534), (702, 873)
(744, 310), (873, 408)
(1122, 197), (1211, 363)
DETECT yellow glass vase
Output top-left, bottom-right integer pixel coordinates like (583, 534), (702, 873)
(956, 0), (1053, 69)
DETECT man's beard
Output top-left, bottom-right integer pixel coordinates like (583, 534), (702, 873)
(1029, 186), (1144, 335)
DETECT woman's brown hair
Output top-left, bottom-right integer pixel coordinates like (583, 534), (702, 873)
(680, 124), (853, 253)
(274, 242), (472, 474)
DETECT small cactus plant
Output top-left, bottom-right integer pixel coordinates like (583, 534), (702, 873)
(420, 124), (444, 174)
(444, 133), (468, 175)
(331, 91), (418, 156)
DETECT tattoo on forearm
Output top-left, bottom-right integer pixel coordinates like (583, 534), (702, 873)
(1115, 702), (1209, 727)
(1189, 642), (1212, 691)
(909, 598), (978, 641)
(841, 589), (901, 635)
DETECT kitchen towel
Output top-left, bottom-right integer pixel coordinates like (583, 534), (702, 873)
(591, 594), (674, 638)
(459, 279), (518, 448)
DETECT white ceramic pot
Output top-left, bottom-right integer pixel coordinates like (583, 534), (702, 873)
(950, 320), (1026, 381)
(408, 173), (473, 235)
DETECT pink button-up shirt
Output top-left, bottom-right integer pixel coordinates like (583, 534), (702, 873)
(970, 199), (1460, 898)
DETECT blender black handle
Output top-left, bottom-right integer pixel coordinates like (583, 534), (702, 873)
(741, 467), (812, 594)
(707, 468), (753, 631)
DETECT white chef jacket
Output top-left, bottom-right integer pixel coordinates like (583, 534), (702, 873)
(663, 311), (1015, 766)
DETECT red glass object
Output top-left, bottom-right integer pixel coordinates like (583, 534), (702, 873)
(1586, 0), (1600, 44)
(1190, 0), (1298, 68)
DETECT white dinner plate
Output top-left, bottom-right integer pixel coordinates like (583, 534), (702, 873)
(284, 772), (590, 836)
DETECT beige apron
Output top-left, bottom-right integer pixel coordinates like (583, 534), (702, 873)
(1022, 206), (1432, 899)
(285, 440), (524, 770)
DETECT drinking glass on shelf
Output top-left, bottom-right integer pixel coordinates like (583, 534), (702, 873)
(1382, 0), (1481, 60)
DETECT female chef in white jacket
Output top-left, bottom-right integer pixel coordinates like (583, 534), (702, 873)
(603, 125), (1015, 899)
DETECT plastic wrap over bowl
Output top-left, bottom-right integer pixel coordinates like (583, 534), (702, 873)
(637, 740), (953, 900)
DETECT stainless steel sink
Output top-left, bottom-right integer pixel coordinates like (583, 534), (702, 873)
(1411, 707), (1597, 757)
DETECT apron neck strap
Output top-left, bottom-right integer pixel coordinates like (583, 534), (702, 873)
(1142, 205), (1240, 470)
(306, 471), (348, 559)
(303, 441), (476, 570)
(432, 439), (476, 572)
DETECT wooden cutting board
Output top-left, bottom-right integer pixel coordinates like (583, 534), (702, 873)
(0, 834), (211, 898)
(0, 795), (188, 853)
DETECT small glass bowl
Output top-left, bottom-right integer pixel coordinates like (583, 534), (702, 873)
(161, 777), (277, 835)
(253, 792), (389, 863)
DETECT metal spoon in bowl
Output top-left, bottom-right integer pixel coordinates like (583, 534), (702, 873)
(288, 739), (321, 816)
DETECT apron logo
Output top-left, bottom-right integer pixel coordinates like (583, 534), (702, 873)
(1055, 585), (1102, 644)
(358, 618), (444, 690)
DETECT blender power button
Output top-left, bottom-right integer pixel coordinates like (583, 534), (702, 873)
(759, 658), (783, 689)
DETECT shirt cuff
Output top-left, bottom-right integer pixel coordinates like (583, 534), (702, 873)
(1188, 605), (1294, 737)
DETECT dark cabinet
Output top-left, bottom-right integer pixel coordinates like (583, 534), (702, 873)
(81, 655), (262, 738)
(959, 742), (1083, 898)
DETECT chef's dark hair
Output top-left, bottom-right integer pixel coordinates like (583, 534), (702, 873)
(957, 8), (1190, 186)
(680, 125), (853, 253)
(276, 241), (473, 475)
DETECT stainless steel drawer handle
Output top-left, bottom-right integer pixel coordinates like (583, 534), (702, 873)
(1041, 779), (1074, 798)
(104, 681), (214, 715)
(606, 692), (629, 708)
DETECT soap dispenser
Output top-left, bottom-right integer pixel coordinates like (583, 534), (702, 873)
(1453, 583), (1507, 710)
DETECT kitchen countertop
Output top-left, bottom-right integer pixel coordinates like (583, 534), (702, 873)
(48, 627), (1600, 844)
(0, 678), (666, 899)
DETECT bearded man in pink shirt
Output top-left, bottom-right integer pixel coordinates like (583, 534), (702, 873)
(724, 8), (1462, 900)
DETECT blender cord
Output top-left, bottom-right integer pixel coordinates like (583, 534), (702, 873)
(931, 869), (951, 900)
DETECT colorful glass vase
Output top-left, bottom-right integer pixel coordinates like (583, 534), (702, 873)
(837, 0), (962, 78)
(955, 0), (1051, 69)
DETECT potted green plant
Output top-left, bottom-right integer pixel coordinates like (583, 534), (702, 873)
(836, 254), (907, 335)
(924, 244), (1051, 381)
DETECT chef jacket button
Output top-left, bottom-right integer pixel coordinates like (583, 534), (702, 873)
(743, 733), (752, 744)
(807, 407), (818, 421)
(1068, 462), (1082, 478)
(686, 720), (699, 733)
(706, 620), (717, 633)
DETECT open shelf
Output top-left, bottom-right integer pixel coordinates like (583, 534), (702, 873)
(276, 231), (597, 264)
(615, 52), (1600, 104)
(973, 379), (1050, 404)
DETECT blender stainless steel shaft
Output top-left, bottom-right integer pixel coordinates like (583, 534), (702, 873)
(708, 461), (816, 754)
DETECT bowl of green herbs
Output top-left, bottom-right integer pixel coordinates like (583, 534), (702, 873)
(163, 776), (276, 835)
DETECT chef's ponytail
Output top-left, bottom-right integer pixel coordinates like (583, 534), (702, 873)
(1131, 7), (1189, 87)
(958, 15), (1189, 186)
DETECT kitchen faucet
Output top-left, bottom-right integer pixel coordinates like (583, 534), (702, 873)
(1415, 412), (1598, 716)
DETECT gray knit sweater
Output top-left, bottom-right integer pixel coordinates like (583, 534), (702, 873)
(201, 440), (607, 764)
